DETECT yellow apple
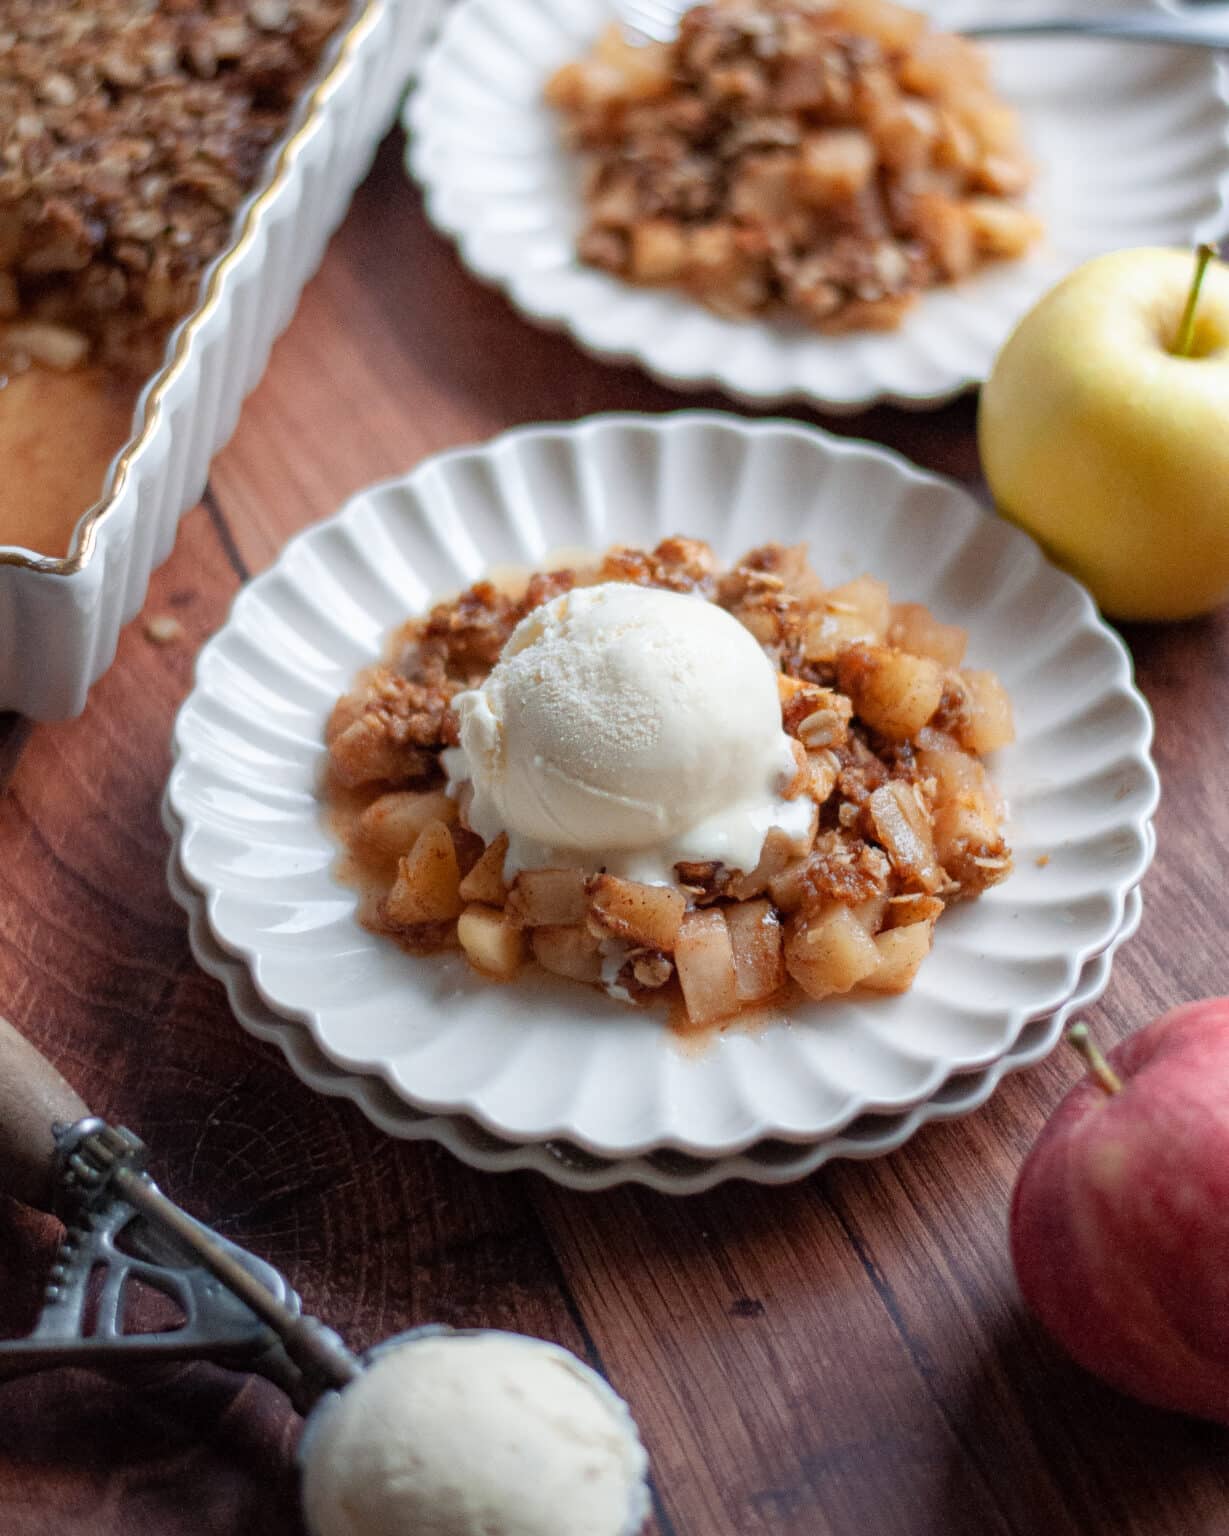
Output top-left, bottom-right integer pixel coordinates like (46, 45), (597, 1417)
(978, 247), (1229, 621)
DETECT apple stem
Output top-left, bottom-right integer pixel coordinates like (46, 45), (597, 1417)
(1067, 1023), (1123, 1096)
(1173, 243), (1218, 358)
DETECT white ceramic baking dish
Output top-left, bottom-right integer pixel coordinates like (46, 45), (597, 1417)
(0, 0), (445, 721)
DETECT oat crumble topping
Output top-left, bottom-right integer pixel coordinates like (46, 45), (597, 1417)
(0, 0), (351, 377)
(325, 538), (1016, 1031)
(545, 0), (1042, 332)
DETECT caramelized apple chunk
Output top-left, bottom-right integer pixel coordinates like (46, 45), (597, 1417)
(726, 899), (786, 1003)
(382, 819), (463, 927)
(506, 868), (590, 927)
(674, 910), (741, 1027)
(533, 925), (604, 984)
(862, 919), (936, 993)
(458, 833), (510, 906)
(588, 876), (687, 951)
(838, 643), (945, 741)
(785, 905), (880, 1000)
(458, 904), (525, 980)
(357, 790), (456, 864)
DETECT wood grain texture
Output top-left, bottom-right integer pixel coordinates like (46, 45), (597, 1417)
(1, 130), (1227, 1535)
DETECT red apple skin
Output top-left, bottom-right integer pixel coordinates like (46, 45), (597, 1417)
(1010, 1000), (1229, 1424)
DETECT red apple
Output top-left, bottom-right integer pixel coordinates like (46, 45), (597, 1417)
(1010, 1003), (1229, 1423)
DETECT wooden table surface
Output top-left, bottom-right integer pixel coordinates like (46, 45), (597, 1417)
(2, 131), (1228, 1536)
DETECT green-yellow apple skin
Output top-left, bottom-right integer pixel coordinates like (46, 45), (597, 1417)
(979, 248), (1229, 622)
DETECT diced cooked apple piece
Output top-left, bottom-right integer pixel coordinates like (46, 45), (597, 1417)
(871, 95), (939, 173)
(965, 196), (1041, 256)
(325, 692), (365, 745)
(731, 152), (798, 224)
(803, 576), (891, 663)
(546, 25), (670, 109)
(630, 219), (689, 282)
(851, 892), (890, 934)
(887, 603), (967, 668)
(458, 834), (509, 906)
(916, 746), (987, 806)
(785, 905), (880, 1000)
(933, 798), (1012, 897)
(506, 868), (589, 927)
(913, 189), (976, 280)
(899, 32), (989, 99)
(458, 904), (525, 980)
(532, 925), (603, 984)
(794, 129), (876, 204)
(593, 22), (672, 96)
(768, 858), (811, 914)
(356, 790), (457, 863)
(674, 910), (740, 1027)
(588, 875), (687, 951)
(837, 643), (944, 741)
(726, 823), (814, 901)
(686, 222), (739, 280)
(953, 669), (1015, 754)
(867, 781), (944, 893)
(885, 892), (945, 929)
(383, 819), (463, 926)
(725, 899), (786, 1003)
(862, 920), (935, 993)
(833, 0), (928, 51)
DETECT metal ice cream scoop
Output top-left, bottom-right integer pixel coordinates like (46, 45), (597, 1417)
(0, 1016), (650, 1536)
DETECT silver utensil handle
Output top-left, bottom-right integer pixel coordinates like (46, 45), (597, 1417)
(964, 10), (1229, 47)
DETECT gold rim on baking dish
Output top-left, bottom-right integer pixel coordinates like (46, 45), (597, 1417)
(0, 0), (383, 578)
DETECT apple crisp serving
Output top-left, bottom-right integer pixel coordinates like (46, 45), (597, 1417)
(545, 0), (1042, 332)
(325, 538), (1014, 1031)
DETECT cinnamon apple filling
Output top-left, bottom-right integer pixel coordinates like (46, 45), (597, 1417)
(546, 0), (1042, 333)
(324, 537), (1015, 1033)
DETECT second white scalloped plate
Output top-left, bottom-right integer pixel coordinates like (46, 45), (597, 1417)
(164, 804), (1145, 1192)
(407, 0), (1229, 412)
(167, 413), (1158, 1159)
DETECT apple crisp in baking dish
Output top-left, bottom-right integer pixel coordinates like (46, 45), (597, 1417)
(324, 538), (1015, 1033)
(0, 0), (351, 556)
(546, 0), (1042, 333)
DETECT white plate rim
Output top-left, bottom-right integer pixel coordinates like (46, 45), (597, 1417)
(163, 792), (1147, 1192)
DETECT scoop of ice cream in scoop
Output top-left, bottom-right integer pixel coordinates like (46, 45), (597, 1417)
(445, 582), (810, 884)
(300, 1330), (650, 1536)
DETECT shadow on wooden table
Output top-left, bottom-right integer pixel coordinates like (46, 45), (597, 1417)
(931, 1304), (1229, 1536)
(332, 132), (985, 489)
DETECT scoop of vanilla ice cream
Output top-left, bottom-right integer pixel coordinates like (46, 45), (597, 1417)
(445, 582), (810, 883)
(300, 1330), (649, 1536)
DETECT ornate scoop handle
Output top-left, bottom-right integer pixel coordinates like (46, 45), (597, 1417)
(0, 1018), (360, 1413)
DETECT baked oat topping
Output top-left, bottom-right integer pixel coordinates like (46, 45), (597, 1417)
(545, 0), (1042, 333)
(0, 0), (351, 378)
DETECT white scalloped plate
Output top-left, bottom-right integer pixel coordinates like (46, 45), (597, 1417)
(167, 413), (1158, 1159)
(406, 0), (1229, 412)
(164, 804), (1144, 1192)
